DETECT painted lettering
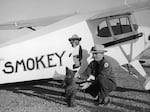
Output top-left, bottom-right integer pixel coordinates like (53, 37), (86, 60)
(55, 51), (65, 66)
(15, 59), (27, 73)
(35, 55), (46, 69)
(26, 58), (35, 70)
(2, 61), (14, 74)
(47, 54), (57, 67)
(2, 51), (66, 74)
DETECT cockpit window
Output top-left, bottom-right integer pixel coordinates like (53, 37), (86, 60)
(109, 16), (132, 35)
(97, 20), (111, 37)
(96, 15), (138, 38)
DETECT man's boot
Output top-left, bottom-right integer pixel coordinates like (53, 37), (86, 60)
(94, 93), (110, 105)
(94, 93), (104, 105)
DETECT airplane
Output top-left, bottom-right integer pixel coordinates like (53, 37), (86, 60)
(0, 13), (75, 31)
(0, 1), (150, 90)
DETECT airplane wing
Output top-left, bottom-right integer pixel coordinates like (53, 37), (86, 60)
(0, 13), (76, 30)
(0, 1), (149, 31)
(89, 1), (150, 20)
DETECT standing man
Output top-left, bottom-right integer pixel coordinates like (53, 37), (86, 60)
(80, 44), (116, 105)
(68, 34), (82, 69)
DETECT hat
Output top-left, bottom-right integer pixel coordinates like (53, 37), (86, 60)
(68, 34), (81, 41)
(91, 44), (107, 53)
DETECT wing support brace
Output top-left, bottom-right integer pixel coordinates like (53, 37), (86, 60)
(130, 60), (150, 90)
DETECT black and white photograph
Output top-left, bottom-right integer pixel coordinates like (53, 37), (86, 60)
(0, 0), (150, 112)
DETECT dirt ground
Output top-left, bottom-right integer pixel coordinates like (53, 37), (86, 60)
(0, 65), (150, 112)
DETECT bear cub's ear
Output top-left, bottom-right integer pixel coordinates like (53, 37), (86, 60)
(65, 67), (75, 77)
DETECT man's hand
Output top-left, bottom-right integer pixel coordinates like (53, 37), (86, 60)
(80, 82), (91, 90)
(75, 72), (80, 78)
(87, 75), (95, 81)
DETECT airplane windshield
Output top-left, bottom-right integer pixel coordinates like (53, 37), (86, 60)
(97, 20), (111, 37)
(109, 16), (132, 35)
(96, 14), (138, 38)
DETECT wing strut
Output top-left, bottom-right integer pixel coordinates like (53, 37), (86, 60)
(130, 60), (150, 90)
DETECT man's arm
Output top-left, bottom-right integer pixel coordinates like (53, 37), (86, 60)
(80, 62), (92, 80)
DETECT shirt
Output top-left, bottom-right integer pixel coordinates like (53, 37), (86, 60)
(82, 57), (116, 83)
(72, 45), (80, 56)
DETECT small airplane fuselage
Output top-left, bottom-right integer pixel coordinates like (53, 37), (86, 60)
(0, 6), (150, 90)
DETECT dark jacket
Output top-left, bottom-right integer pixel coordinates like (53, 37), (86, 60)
(81, 57), (116, 98)
(82, 57), (116, 82)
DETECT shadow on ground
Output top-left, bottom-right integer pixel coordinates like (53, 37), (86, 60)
(0, 78), (150, 112)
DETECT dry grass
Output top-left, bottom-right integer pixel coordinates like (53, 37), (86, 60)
(0, 66), (150, 112)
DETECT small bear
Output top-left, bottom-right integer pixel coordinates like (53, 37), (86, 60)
(62, 67), (77, 107)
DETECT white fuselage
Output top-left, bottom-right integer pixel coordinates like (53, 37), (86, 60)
(0, 9), (150, 89)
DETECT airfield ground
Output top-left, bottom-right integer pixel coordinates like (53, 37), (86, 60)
(0, 51), (150, 112)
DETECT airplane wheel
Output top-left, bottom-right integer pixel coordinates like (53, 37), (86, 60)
(143, 77), (150, 90)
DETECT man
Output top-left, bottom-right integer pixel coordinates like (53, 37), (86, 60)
(80, 44), (116, 105)
(68, 34), (82, 69)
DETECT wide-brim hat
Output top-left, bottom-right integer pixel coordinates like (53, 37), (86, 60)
(90, 44), (107, 53)
(68, 34), (81, 41)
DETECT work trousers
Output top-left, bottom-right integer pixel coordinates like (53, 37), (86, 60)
(85, 75), (116, 99)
